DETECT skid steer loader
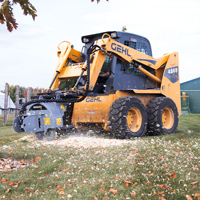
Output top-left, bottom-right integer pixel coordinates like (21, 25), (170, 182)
(13, 31), (181, 140)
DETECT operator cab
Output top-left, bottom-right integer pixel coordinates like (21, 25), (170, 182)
(81, 31), (155, 94)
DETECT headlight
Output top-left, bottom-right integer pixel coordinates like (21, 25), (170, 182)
(111, 32), (117, 38)
(83, 37), (89, 43)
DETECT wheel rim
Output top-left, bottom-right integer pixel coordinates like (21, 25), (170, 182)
(127, 107), (142, 132)
(162, 107), (174, 129)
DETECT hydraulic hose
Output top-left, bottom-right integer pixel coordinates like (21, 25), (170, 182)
(75, 51), (90, 102)
(20, 98), (71, 114)
(75, 44), (100, 102)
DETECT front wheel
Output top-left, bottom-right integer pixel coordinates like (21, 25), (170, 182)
(35, 129), (56, 141)
(35, 132), (44, 140)
(147, 97), (179, 135)
(109, 97), (147, 139)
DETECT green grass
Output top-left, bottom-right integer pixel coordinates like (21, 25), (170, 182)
(0, 115), (28, 148)
(0, 114), (16, 127)
(0, 114), (200, 199)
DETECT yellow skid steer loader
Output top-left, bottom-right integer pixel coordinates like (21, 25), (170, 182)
(13, 31), (181, 140)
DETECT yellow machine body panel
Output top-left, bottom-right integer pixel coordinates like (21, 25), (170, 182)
(72, 94), (115, 130)
(160, 52), (181, 115)
(59, 63), (86, 79)
(72, 91), (160, 131)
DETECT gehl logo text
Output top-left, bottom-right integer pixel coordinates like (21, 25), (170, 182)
(86, 97), (102, 102)
(111, 43), (131, 57)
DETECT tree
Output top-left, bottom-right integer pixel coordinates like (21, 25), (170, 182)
(0, 0), (37, 32)
(122, 26), (127, 32)
(0, 0), (108, 32)
(7, 85), (25, 102)
(59, 79), (77, 91)
(4, 85), (45, 102)
(1, 84), (26, 102)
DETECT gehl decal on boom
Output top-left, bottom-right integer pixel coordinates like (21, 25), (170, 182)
(111, 43), (131, 57)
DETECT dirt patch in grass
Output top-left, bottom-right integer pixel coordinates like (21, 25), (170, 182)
(19, 134), (137, 148)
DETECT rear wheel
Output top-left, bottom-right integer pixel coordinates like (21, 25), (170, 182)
(147, 97), (178, 135)
(109, 97), (147, 139)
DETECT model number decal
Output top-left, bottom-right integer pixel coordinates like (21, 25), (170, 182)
(167, 67), (178, 74)
(111, 43), (131, 57)
(164, 66), (179, 83)
(86, 97), (102, 102)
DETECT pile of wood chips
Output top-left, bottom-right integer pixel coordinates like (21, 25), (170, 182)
(0, 158), (32, 172)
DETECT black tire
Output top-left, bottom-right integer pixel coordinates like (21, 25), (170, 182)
(35, 132), (44, 140)
(147, 97), (179, 135)
(56, 127), (77, 137)
(43, 129), (56, 141)
(109, 97), (147, 139)
(35, 129), (55, 141)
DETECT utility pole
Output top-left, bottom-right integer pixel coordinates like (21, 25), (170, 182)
(15, 85), (19, 117)
(27, 87), (32, 102)
(4, 83), (9, 125)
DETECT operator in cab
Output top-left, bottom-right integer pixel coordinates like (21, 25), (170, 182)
(94, 55), (113, 93)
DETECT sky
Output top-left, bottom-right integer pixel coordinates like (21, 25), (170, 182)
(0, 0), (200, 91)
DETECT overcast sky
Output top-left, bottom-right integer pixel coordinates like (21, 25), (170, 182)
(0, 0), (200, 91)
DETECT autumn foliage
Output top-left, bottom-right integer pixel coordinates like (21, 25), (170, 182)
(0, 0), (37, 32)
(0, 0), (110, 32)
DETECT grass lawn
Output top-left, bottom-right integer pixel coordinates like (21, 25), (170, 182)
(0, 114), (200, 199)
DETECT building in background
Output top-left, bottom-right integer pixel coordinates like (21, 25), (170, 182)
(180, 77), (200, 114)
(0, 92), (16, 115)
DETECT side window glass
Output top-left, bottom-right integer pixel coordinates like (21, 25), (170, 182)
(124, 40), (148, 55)
(101, 56), (110, 74)
(121, 40), (148, 75)
(136, 42), (148, 54)
(120, 61), (144, 76)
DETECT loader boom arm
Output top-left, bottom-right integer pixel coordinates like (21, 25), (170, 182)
(50, 34), (171, 91)
(93, 35), (169, 83)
